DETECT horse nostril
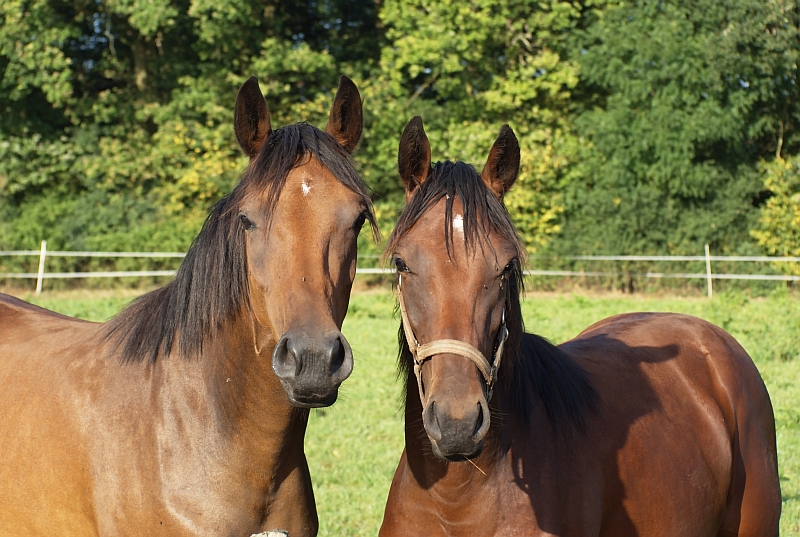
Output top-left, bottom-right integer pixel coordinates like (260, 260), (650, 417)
(330, 336), (345, 375)
(329, 333), (353, 384)
(424, 401), (443, 441)
(473, 403), (484, 437)
(272, 335), (300, 380)
(473, 398), (491, 442)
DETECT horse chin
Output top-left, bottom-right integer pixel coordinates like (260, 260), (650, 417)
(429, 437), (484, 462)
(283, 387), (340, 408)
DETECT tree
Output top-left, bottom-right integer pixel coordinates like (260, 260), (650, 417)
(3, 0), (798, 273)
(556, 0), (800, 256)
(0, 0), (381, 269)
(363, 0), (601, 253)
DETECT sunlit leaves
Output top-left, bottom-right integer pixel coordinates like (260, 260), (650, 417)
(106, 0), (178, 36)
(752, 158), (800, 274)
(364, 0), (589, 252)
(0, 0), (75, 107)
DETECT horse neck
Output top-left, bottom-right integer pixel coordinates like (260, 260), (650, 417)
(151, 310), (308, 473)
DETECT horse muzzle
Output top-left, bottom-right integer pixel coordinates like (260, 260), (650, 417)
(272, 330), (354, 408)
(422, 395), (491, 461)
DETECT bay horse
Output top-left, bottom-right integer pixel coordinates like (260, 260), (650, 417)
(379, 117), (781, 536)
(0, 76), (376, 537)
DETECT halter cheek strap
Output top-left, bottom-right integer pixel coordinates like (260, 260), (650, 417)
(397, 275), (508, 404)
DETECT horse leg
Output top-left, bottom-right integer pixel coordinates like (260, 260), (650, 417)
(718, 405), (781, 537)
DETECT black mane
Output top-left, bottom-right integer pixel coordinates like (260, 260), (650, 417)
(387, 160), (597, 432)
(386, 161), (523, 260)
(104, 123), (374, 363)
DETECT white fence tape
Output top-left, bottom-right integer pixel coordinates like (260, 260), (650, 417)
(2, 243), (799, 294)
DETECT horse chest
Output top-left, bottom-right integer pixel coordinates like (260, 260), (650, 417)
(381, 456), (556, 537)
(89, 459), (314, 537)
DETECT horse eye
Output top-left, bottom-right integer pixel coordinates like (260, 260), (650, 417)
(393, 256), (410, 273)
(353, 211), (368, 233)
(238, 213), (255, 231)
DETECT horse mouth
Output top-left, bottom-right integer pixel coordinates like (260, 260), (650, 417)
(285, 390), (339, 408)
(429, 437), (484, 462)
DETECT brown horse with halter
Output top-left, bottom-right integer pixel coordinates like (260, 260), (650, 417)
(380, 117), (781, 536)
(0, 76), (375, 537)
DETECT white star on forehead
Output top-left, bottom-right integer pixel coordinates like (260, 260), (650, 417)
(453, 213), (464, 233)
(301, 180), (312, 196)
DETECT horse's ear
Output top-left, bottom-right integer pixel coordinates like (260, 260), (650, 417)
(481, 124), (520, 200)
(325, 75), (363, 154)
(398, 116), (432, 201)
(234, 76), (272, 159)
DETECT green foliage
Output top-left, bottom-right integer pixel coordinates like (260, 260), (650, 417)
(752, 157), (800, 274)
(1, 0), (799, 265)
(362, 0), (591, 252)
(0, 0), (380, 263)
(556, 0), (800, 256)
(0, 0), (76, 108)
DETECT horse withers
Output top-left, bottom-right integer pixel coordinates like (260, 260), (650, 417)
(379, 117), (781, 536)
(0, 76), (375, 537)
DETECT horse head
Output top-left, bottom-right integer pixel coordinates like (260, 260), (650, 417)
(386, 117), (523, 460)
(233, 76), (373, 408)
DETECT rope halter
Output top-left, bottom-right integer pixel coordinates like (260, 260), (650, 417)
(397, 274), (509, 404)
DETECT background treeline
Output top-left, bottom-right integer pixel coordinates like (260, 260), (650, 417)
(1, 0), (799, 276)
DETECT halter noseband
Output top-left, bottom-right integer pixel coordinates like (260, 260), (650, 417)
(397, 274), (508, 404)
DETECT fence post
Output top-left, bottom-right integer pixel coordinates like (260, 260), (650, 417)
(704, 243), (712, 298)
(35, 240), (47, 295)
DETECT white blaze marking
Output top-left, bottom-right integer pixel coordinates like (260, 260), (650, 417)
(301, 180), (312, 196)
(453, 213), (464, 234)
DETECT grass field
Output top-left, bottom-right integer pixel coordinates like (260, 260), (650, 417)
(8, 284), (800, 535)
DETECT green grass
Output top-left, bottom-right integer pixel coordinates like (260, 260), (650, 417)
(6, 285), (799, 535)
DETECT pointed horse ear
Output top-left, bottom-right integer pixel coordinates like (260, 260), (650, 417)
(325, 76), (363, 154)
(481, 124), (520, 200)
(234, 77), (272, 159)
(398, 116), (432, 202)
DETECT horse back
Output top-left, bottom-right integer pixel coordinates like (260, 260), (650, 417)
(0, 293), (103, 535)
(562, 312), (780, 536)
(0, 290), (96, 329)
